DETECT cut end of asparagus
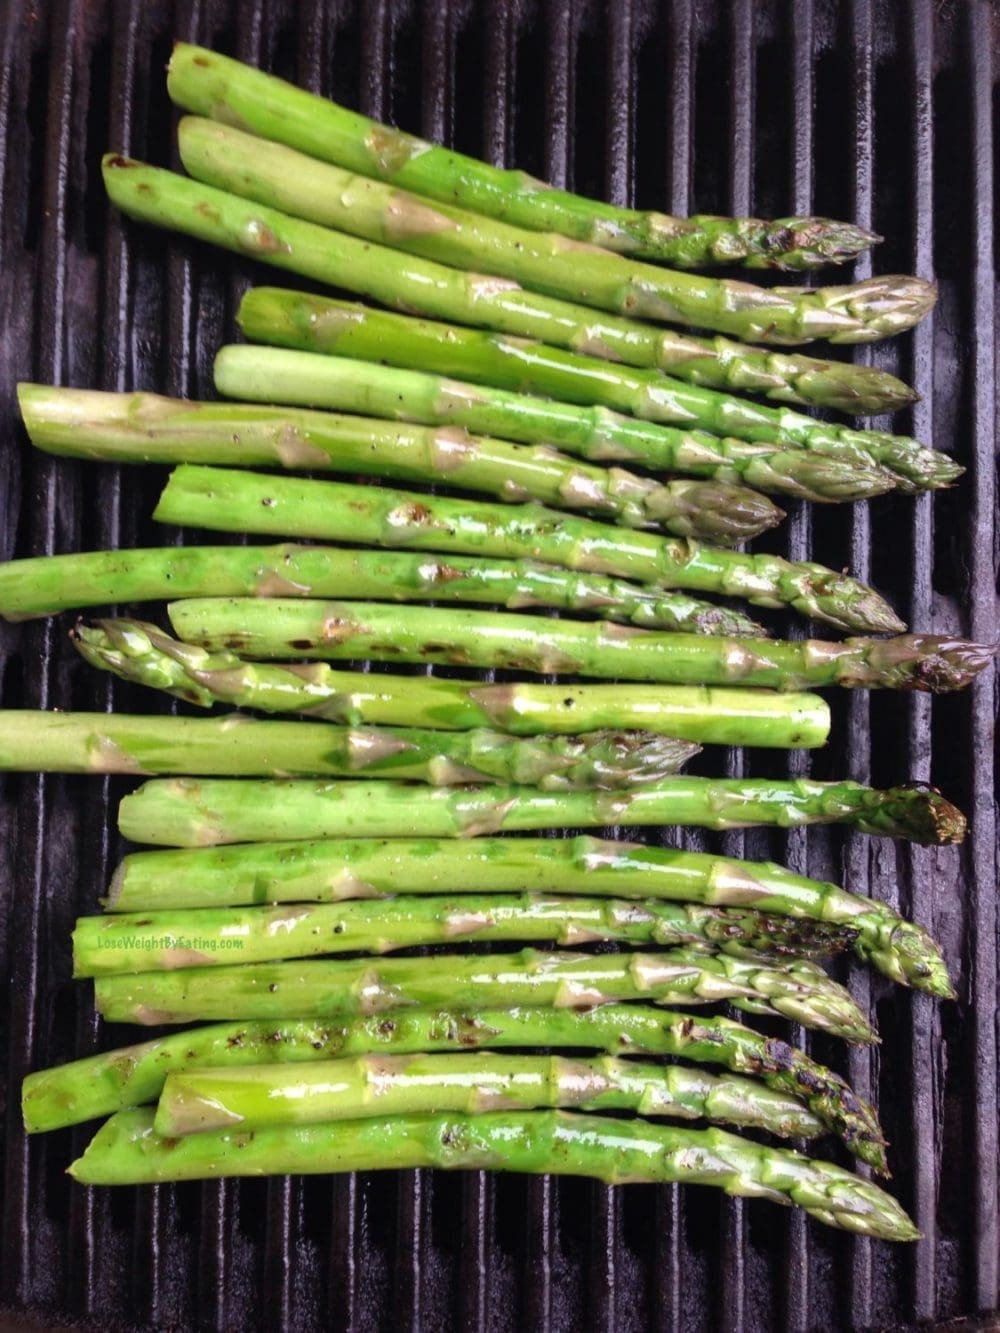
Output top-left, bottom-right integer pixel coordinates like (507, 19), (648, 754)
(743, 219), (882, 272)
(814, 274), (938, 345)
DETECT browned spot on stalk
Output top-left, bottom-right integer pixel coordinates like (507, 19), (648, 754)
(239, 219), (290, 256)
(87, 736), (149, 776)
(272, 425), (330, 469)
(385, 192), (456, 241)
(254, 570), (312, 597)
(366, 125), (427, 176)
(428, 427), (475, 472)
(161, 948), (214, 969)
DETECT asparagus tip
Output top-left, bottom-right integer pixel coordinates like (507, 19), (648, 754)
(887, 636), (997, 693)
(778, 452), (896, 504)
(823, 274), (938, 344)
(889, 925), (956, 1000)
(879, 785), (968, 846)
(744, 219), (882, 272)
(782, 219), (882, 267)
(793, 364), (920, 417)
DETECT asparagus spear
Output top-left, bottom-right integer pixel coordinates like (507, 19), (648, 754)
(154, 466), (905, 634)
(165, 598), (992, 693)
(100, 156), (923, 481)
(116, 776), (967, 849)
(104, 835), (952, 998)
(20, 383), (890, 512)
(177, 114), (931, 346)
(73, 894), (855, 976)
(14, 386), (782, 544)
(240, 286), (916, 417)
(0, 710), (694, 789)
(0, 542), (763, 637)
(168, 44), (877, 275)
(23, 1006), (887, 1169)
(67, 1107), (918, 1241)
(154, 1052), (825, 1140)
(74, 620), (829, 750)
(93, 946), (875, 1040)
(212, 341), (952, 496)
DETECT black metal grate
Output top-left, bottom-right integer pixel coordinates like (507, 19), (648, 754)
(0, 2), (998, 1329)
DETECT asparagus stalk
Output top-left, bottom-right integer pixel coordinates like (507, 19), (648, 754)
(67, 1107), (918, 1241)
(73, 894), (855, 976)
(154, 466), (906, 634)
(14, 387), (782, 544)
(74, 620), (829, 750)
(23, 1006), (887, 1169)
(100, 155), (923, 482)
(240, 286), (916, 417)
(154, 1052), (825, 1140)
(0, 542), (763, 638)
(168, 45), (877, 275)
(104, 835), (953, 998)
(93, 946), (875, 1040)
(0, 710), (694, 789)
(177, 114), (931, 346)
(165, 598), (992, 694)
(212, 341), (953, 497)
(116, 776), (967, 849)
(20, 383), (890, 513)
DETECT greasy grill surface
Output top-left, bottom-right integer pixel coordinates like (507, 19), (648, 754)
(0, 1), (997, 1329)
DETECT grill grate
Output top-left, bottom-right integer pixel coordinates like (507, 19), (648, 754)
(1, 2), (998, 1329)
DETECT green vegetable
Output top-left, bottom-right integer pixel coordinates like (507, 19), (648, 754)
(212, 340), (954, 496)
(154, 466), (906, 634)
(178, 113), (931, 345)
(116, 775), (968, 849)
(72, 894), (854, 976)
(0, 709), (695, 789)
(15, 384), (782, 543)
(92, 946), (875, 1041)
(153, 1051), (825, 1140)
(99, 155), (926, 472)
(0, 540), (762, 636)
(74, 619), (827, 750)
(22, 1005), (887, 1168)
(104, 833), (952, 998)
(67, 1107), (918, 1240)
(168, 45), (878, 274)
(166, 597), (991, 693)
(239, 287), (916, 417)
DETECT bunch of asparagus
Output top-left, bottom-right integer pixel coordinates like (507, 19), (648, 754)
(8, 43), (992, 1243)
